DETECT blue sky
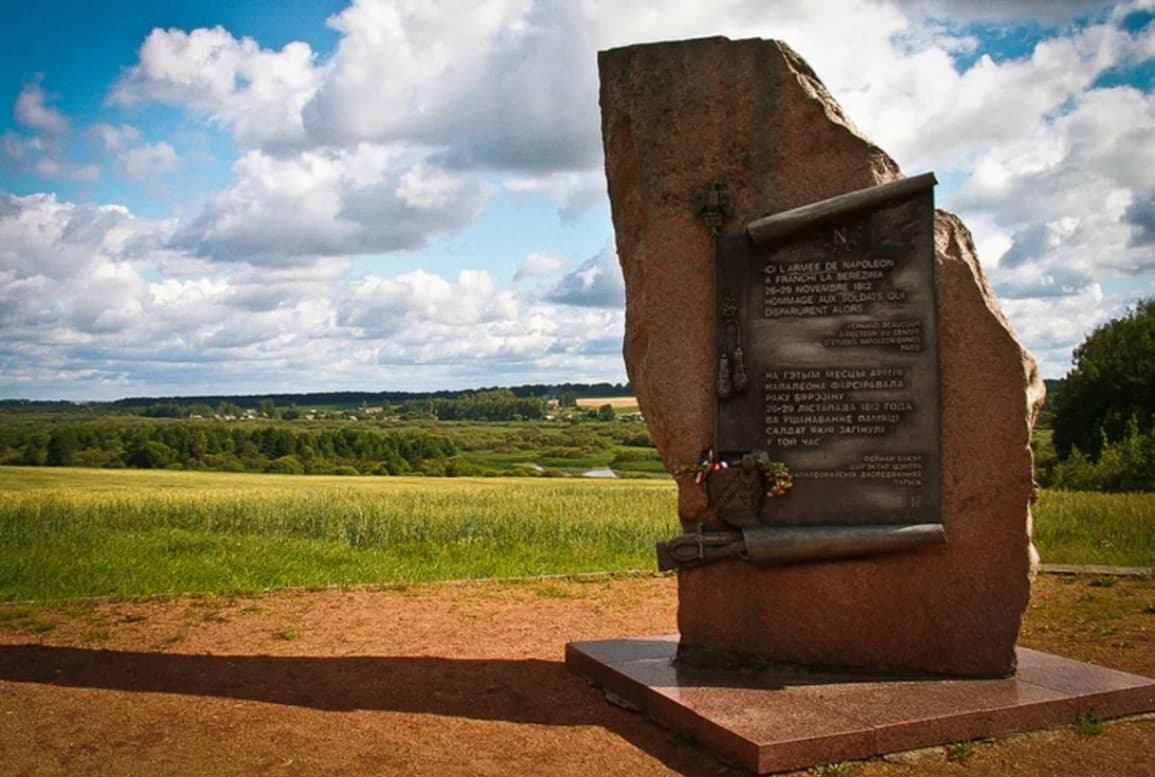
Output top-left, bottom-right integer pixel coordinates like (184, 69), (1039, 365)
(1, 0), (1153, 400)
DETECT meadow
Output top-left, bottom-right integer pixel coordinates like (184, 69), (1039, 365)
(1031, 489), (1155, 566)
(0, 467), (674, 601)
(0, 466), (1151, 601)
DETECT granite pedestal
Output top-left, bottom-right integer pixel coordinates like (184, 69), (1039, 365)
(567, 636), (1155, 774)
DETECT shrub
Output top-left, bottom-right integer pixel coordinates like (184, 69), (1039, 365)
(1051, 420), (1155, 493)
(266, 455), (305, 475)
(1051, 298), (1155, 460)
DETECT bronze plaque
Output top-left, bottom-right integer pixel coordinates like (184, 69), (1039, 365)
(715, 174), (940, 527)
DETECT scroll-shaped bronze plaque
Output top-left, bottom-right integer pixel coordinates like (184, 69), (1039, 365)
(715, 173), (940, 529)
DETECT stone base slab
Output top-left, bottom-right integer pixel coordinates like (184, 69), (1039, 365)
(565, 636), (1155, 774)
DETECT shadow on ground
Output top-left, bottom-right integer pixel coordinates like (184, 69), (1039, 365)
(0, 643), (739, 776)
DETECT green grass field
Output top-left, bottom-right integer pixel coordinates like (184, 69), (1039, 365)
(0, 467), (676, 601)
(1032, 489), (1155, 566)
(1, 467), (1151, 601)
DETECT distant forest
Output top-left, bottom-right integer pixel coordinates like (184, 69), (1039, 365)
(0, 384), (643, 477)
(2, 421), (462, 476)
(0, 382), (633, 414)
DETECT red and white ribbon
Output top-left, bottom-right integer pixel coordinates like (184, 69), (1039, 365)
(694, 448), (728, 484)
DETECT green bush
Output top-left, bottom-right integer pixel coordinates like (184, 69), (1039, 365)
(1051, 419), (1155, 492)
(1051, 298), (1155, 460)
(609, 448), (661, 464)
(266, 455), (305, 475)
(620, 430), (654, 447)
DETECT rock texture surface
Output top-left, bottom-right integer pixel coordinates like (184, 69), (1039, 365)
(600, 37), (902, 528)
(600, 37), (1044, 677)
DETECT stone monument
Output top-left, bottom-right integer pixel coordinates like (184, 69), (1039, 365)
(600, 35), (1040, 679)
(567, 36), (1155, 773)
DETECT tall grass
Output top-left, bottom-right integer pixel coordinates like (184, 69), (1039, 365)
(1032, 490), (1155, 566)
(2, 467), (1151, 601)
(0, 467), (677, 601)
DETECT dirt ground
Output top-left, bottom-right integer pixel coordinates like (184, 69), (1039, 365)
(1, 573), (1152, 777)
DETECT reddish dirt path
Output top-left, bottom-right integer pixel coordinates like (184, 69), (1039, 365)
(1, 574), (1152, 776)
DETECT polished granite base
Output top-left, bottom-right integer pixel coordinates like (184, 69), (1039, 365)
(566, 636), (1155, 774)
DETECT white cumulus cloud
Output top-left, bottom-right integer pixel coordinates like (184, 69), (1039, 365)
(547, 248), (625, 308)
(173, 145), (487, 263)
(5, 0), (1155, 398)
(14, 79), (69, 136)
(120, 141), (178, 179)
(514, 252), (565, 280)
(111, 26), (322, 151)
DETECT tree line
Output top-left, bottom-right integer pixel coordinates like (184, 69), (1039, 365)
(91, 389), (570, 424)
(1040, 297), (1154, 493)
(91, 382), (632, 414)
(1, 422), (459, 476)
